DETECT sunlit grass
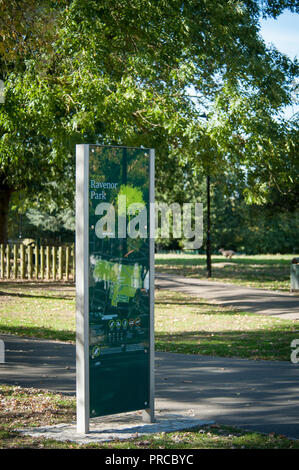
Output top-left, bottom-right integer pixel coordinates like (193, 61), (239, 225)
(0, 281), (76, 341)
(154, 290), (298, 360)
(0, 282), (298, 361)
(155, 253), (297, 291)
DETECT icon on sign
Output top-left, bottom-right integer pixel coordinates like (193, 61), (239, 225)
(122, 319), (128, 329)
(91, 345), (101, 359)
(115, 319), (122, 329)
(135, 318), (141, 327)
(108, 320), (115, 330)
(129, 319), (135, 328)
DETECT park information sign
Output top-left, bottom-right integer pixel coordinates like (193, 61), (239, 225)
(76, 144), (155, 433)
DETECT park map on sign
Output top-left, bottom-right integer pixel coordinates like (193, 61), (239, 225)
(93, 259), (143, 306)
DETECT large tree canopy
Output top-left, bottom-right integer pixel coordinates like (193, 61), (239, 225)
(0, 0), (65, 60)
(0, 0), (298, 242)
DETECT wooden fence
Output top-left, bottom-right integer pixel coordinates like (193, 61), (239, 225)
(0, 244), (75, 281)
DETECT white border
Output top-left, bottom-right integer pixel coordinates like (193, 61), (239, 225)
(142, 148), (155, 423)
(146, 148), (155, 422)
(76, 144), (90, 434)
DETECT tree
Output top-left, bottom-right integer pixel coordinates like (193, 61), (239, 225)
(155, 162), (299, 255)
(0, 0), (68, 242)
(0, 0), (298, 243)
(0, 0), (65, 61)
(51, 0), (298, 192)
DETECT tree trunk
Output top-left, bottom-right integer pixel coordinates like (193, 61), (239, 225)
(0, 186), (12, 243)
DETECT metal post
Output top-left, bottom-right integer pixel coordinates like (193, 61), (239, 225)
(0, 339), (5, 363)
(206, 174), (212, 278)
(76, 144), (90, 434)
(143, 148), (155, 423)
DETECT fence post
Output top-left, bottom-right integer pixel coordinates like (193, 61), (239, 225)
(65, 246), (70, 281)
(58, 246), (63, 280)
(0, 244), (4, 278)
(20, 244), (25, 279)
(13, 244), (18, 279)
(35, 245), (39, 279)
(6, 245), (10, 279)
(52, 246), (57, 280)
(46, 246), (50, 280)
(28, 246), (33, 279)
(40, 246), (44, 280)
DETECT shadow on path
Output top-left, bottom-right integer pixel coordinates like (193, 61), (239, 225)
(1, 334), (299, 440)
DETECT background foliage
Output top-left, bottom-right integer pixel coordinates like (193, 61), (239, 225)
(1, 0), (298, 250)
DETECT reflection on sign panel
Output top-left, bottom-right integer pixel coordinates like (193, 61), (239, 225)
(88, 146), (152, 417)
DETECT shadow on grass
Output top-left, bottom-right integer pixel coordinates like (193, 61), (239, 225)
(155, 264), (289, 288)
(0, 325), (75, 343)
(0, 291), (74, 301)
(0, 281), (75, 301)
(0, 281), (75, 288)
(156, 264), (287, 275)
(156, 299), (214, 308)
(155, 328), (296, 361)
(155, 256), (292, 266)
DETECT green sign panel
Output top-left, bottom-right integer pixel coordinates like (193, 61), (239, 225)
(76, 144), (154, 429)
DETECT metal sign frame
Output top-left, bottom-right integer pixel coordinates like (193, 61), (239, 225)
(75, 144), (155, 434)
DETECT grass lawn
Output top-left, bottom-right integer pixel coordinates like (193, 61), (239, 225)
(0, 280), (298, 361)
(0, 280), (299, 449)
(155, 253), (298, 291)
(155, 290), (298, 361)
(0, 281), (76, 341)
(1, 385), (299, 449)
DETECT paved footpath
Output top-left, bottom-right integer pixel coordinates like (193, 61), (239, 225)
(155, 273), (299, 320)
(1, 334), (299, 440)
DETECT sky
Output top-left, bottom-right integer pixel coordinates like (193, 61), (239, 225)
(189, 11), (299, 116)
(259, 11), (298, 60)
(259, 11), (298, 118)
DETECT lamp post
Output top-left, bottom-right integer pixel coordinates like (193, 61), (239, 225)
(206, 173), (212, 278)
(198, 113), (212, 278)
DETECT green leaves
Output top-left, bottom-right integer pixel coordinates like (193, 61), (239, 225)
(0, 0), (298, 215)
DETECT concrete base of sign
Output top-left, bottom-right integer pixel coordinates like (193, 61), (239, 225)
(17, 410), (214, 445)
